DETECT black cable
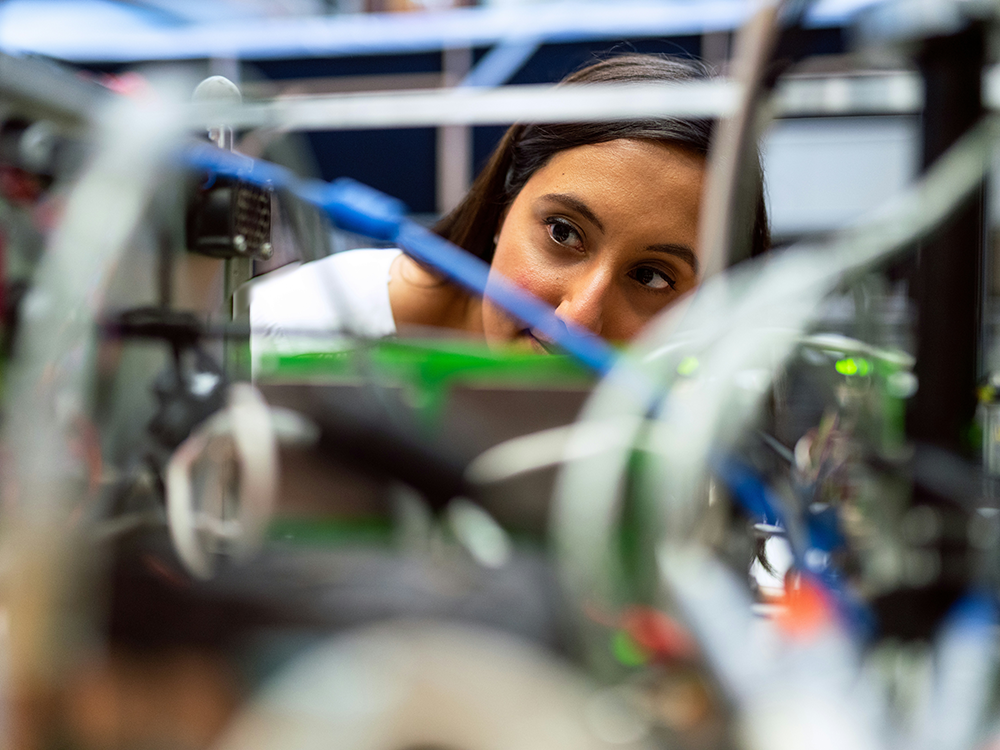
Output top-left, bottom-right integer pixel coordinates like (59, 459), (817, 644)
(307, 385), (474, 511)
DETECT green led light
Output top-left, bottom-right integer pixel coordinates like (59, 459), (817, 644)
(835, 358), (858, 376)
(835, 357), (872, 377)
(677, 355), (700, 376)
(611, 630), (649, 667)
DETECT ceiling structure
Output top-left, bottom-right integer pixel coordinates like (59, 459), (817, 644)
(0, 0), (881, 63)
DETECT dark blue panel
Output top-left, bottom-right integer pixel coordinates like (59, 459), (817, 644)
(472, 125), (508, 179)
(252, 52), (441, 80)
(306, 128), (437, 214)
(786, 27), (845, 57)
(507, 37), (701, 85)
(471, 38), (702, 181)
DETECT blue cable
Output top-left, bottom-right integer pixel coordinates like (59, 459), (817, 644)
(711, 453), (874, 637)
(711, 454), (784, 528)
(184, 143), (619, 375)
(184, 147), (887, 635)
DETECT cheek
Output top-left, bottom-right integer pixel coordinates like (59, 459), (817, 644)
(480, 266), (532, 344)
(481, 239), (562, 344)
(480, 299), (516, 345)
(491, 235), (563, 305)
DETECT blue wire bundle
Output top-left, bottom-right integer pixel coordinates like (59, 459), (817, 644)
(184, 143), (620, 375)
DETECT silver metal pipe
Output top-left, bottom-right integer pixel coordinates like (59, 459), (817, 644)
(183, 72), (934, 134)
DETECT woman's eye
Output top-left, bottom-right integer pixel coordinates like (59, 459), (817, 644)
(629, 266), (676, 291)
(545, 218), (583, 249)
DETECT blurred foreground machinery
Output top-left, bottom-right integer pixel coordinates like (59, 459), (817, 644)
(6, 1), (1000, 749)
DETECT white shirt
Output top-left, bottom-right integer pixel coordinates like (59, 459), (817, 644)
(250, 248), (401, 375)
(250, 248), (401, 339)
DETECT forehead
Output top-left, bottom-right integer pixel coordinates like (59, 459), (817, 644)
(517, 139), (705, 233)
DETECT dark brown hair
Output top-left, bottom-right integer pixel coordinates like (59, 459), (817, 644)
(434, 53), (770, 264)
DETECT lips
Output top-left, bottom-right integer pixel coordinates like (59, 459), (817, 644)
(524, 329), (558, 354)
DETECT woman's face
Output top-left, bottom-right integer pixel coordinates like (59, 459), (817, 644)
(482, 138), (705, 351)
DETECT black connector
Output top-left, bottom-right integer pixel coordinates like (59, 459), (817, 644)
(185, 175), (273, 260)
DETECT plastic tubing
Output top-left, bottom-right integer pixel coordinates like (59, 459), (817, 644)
(0, 82), (191, 743)
(551, 114), (1000, 667)
(184, 143), (621, 376)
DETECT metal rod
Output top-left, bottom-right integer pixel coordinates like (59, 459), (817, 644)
(184, 72), (934, 135)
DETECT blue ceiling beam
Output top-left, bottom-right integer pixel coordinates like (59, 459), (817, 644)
(0, 0), (882, 63)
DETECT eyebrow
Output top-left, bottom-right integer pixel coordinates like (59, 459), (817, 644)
(540, 192), (605, 233)
(648, 244), (700, 276)
(540, 192), (700, 276)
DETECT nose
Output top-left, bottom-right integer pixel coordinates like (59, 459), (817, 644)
(553, 268), (611, 336)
